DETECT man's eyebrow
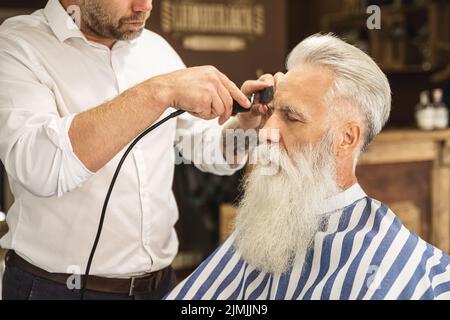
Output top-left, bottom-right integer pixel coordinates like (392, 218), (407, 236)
(278, 106), (309, 121)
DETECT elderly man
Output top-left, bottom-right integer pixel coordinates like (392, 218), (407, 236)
(166, 34), (450, 300)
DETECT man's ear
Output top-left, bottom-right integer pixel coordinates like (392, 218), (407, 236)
(336, 122), (361, 158)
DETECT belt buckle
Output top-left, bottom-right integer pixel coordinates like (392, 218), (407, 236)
(129, 276), (137, 296)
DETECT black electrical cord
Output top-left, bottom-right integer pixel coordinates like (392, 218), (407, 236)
(79, 86), (273, 300)
(79, 109), (185, 300)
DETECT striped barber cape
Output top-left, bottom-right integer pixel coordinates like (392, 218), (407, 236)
(166, 184), (450, 300)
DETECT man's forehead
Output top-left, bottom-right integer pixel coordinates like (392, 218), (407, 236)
(282, 66), (333, 87)
(275, 65), (334, 105)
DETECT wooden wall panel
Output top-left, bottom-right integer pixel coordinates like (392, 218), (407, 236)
(147, 0), (288, 86)
(356, 161), (432, 241)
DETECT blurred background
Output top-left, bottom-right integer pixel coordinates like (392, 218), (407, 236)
(0, 0), (449, 279)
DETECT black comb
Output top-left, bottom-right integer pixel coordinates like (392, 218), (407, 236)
(231, 86), (274, 116)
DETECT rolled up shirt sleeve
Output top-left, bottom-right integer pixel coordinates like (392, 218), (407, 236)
(0, 48), (93, 198)
(175, 112), (247, 176)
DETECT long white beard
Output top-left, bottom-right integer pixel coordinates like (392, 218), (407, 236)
(233, 132), (340, 275)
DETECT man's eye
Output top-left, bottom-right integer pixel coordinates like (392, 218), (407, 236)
(285, 113), (301, 122)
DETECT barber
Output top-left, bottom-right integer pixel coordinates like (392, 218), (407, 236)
(0, 0), (272, 300)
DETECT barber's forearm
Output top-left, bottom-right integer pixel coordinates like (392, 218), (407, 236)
(69, 66), (252, 173)
(69, 80), (168, 172)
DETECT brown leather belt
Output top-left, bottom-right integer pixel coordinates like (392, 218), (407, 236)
(5, 250), (171, 296)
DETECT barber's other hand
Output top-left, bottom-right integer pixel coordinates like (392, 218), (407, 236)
(237, 74), (275, 130)
(148, 66), (250, 125)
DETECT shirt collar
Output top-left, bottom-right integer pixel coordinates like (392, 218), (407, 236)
(44, 0), (85, 43)
(43, 0), (138, 47)
(321, 183), (367, 214)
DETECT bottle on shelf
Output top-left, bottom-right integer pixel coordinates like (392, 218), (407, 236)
(432, 88), (448, 130)
(415, 90), (434, 130)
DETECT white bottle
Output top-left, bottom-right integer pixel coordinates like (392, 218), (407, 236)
(415, 91), (434, 130)
(433, 88), (448, 130)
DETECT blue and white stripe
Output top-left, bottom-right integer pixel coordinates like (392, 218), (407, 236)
(166, 184), (450, 300)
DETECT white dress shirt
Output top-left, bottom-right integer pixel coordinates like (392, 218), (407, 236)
(0, 0), (243, 278)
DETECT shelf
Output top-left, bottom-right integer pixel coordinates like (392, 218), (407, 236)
(321, 3), (428, 28)
(381, 64), (438, 74)
(375, 127), (450, 143)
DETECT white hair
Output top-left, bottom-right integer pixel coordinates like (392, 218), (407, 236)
(286, 33), (391, 151)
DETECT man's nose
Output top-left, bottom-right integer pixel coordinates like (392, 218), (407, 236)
(133, 0), (153, 12)
(259, 115), (281, 144)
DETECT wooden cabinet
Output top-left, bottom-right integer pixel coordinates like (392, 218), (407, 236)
(358, 129), (450, 252)
(320, 0), (450, 72)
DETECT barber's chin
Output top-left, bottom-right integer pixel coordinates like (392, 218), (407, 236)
(118, 29), (144, 41)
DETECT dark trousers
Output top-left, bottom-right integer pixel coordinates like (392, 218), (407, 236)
(2, 259), (177, 300)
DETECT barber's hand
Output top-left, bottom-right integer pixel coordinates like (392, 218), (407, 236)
(237, 74), (275, 130)
(149, 66), (250, 125)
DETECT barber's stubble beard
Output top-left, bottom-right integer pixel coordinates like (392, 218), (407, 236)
(80, 0), (150, 41)
(233, 131), (340, 275)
